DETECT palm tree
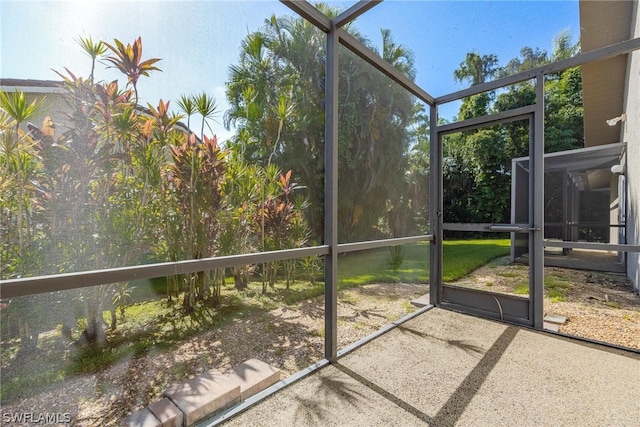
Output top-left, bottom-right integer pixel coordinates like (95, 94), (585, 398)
(177, 94), (197, 135)
(226, 15), (324, 238)
(334, 27), (419, 241)
(227, 9), (422, 243)
(552, 30), (579, 62)
(380, 28), (416, 80)
(225, 31), (275, 161)
(194, 92), (218, 139)
(76, 36), (107, 83)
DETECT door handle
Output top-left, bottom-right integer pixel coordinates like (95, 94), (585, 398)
(488, 225), (540, 232)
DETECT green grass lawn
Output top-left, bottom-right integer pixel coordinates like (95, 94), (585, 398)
(338, 238), (511, 286)
(442, 239), (511, 281)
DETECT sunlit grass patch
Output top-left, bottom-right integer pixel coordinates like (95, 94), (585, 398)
(497, 272), (520, 278)
(514, 281), (530, 295)
(544, 276), (572, 302)
(442, 239), (511, 282)
(337, 239), (511, 286)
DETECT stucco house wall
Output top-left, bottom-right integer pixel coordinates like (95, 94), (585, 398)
(622, 1), (640, 293)
(0, 79), (71, 137)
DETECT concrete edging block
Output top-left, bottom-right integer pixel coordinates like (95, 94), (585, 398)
(229, 358), (282, 401)
(164, 369), (241, 426)
(148, 397), (184, 427)
(410, 294), (430, 308)
(122, 408), (161, 427)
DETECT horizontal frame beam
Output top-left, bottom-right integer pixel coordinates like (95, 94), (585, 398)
(0, 246), (330, 299)
(442, 285), (531, 325)
(280, 0), (332, 32)
(337, 235), (433, 254)
(544, 240), (640, 253)
(443, 223), (531, 232)
(436, 37), (640, 104)
(337, 28), (436, 105)
(334, 1), (382, 28)
(437, 105), (535, 135)
(545, 223), (625, 228)
(1, 233), (436, 299)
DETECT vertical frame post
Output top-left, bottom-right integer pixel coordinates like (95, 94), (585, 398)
(429, 104), (442, 305)
(531, 74), (545, 329)
(324, 22), (339, 361)
(562, 167), (568, 244)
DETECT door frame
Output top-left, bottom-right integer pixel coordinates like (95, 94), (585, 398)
(430, 100), (545, 328)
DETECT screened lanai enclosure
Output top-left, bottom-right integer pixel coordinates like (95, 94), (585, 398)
(1, 0), (639, 425)
(512, 142), (627, 268)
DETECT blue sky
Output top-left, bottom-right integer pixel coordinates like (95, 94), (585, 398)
(0, 0), (579, 141)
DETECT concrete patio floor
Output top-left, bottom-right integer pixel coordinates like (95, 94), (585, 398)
(217, 308), (640, 426)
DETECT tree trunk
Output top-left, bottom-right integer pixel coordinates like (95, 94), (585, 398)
(17, 319), (39, 356)
(234, 266), (248, 291)
(110, 308), (117, 331)
(79, 316), (105, 346)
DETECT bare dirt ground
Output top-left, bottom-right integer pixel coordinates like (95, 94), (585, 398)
(1, 283), (425, 426)
(2, 264), (638, 425)
(452, 256), (640, 349)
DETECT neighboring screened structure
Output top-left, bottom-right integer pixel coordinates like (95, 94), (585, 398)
(512, 143), (626, 260)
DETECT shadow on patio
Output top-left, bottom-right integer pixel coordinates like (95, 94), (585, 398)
(218, 308), (640, 426)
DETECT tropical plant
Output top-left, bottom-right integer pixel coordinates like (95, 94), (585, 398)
(165, 134), (226, 310)
(76, 35), (107, 83)
(0, 37), (171, 345)
(226, 10), (422, 243)
(176, 94), (197, 134)
(194, 92), (218, 139)
(443, 32), (583, 227)
(0, 90), (45, 274)
(219, 149), (263, 290)
(0, 92), (49, 354)
(103, 37), (162, 103)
